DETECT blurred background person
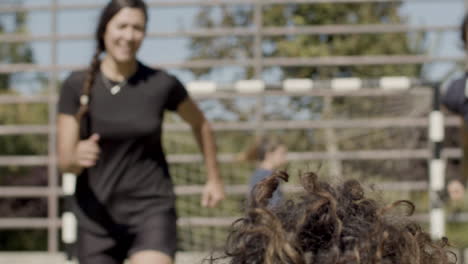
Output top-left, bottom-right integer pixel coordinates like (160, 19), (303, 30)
(239, 135), (288, 207)
(442, 12), (468, 202)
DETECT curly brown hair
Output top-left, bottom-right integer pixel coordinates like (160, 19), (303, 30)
(210, 171), (456, 264)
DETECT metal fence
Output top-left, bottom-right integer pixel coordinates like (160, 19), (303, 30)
(1, 79), (464, 253)
(0, 0), (465, 254)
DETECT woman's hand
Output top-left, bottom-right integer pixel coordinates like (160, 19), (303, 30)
(74, 133), (100, 168)
(201, 179), (225, 208)
(176, 98), (224, 208)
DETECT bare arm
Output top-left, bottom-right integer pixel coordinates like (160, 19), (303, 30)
(176, 97), (224, 207)
(57, 114), (81, 173)
(57, 114), (100, 174)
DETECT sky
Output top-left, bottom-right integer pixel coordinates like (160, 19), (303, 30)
(400, 0), (466, 82)
(3, 0), (468, 93)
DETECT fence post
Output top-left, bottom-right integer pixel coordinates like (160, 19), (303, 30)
(46, 0), (60, 253)
(323, 95), (342, 177)
(429, 82), (446, 239)
(62, 173), (77, 263)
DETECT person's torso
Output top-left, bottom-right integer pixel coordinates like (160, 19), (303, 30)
(72, 63), (180, 228)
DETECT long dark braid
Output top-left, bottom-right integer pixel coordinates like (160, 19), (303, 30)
(75, 48), (102, 123)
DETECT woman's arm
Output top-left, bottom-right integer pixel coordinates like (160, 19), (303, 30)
(57, 114), (100, 174)
(176, 97), (225, 207)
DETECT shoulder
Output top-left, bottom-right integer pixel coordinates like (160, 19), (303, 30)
(58, 70), (88, 113)
(138, 62), (183, 87)
(64, 70), (87, 83)
(448, 76), (465, 89)
(253, 168), (273, 178)
(62, 70), (88, 92)
(250, 168), (273, 185)
(60, 70), (88, 95)
(442, 74), (467, 112)
(444, 75), (465, 98)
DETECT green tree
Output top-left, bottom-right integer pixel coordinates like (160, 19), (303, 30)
(0, 7), (34, 91)
(189, 2), (423, 79)
(0, 4), (48, 251)
(180, 4), (432, 251)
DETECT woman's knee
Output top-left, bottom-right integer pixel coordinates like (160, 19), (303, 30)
(129, 250), (173, 264)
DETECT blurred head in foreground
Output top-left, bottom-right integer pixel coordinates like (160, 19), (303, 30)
(209, 171), (455, 264)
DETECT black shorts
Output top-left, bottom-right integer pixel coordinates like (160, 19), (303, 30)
(76, 210), (177, 264)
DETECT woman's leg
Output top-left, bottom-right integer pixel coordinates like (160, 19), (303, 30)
(129, 250), (173, 264)
(77, 228), (128, 264)
(128, 209), (177, 264)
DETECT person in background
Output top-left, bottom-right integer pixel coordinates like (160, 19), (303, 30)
(239, 135), (288, 207)
(56, 1), (224, 263)
(442, 12), (468, 201)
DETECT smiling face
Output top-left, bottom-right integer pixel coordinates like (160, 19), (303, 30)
(103, 7), (146, 63)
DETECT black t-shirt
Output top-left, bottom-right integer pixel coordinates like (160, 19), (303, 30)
(58, 62), (188, 233)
